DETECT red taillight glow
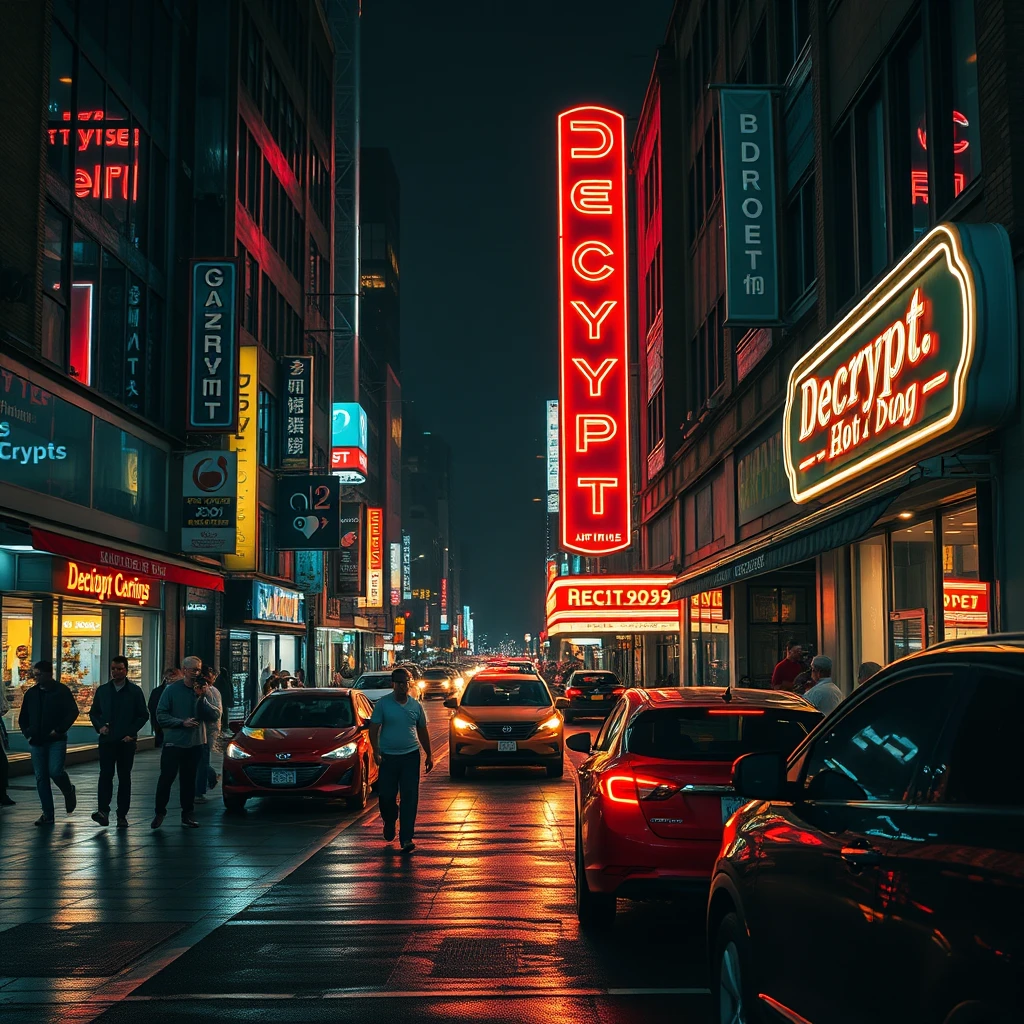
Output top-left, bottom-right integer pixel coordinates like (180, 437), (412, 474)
(603, 775), (640, 804)
(612, 687), (625, 695)
(707, 708), (765, 715)
(565, 687), (582, 698)
(635, 777), (683, 802)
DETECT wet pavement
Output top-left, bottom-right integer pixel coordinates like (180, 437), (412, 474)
(0, 707), (712, 1023)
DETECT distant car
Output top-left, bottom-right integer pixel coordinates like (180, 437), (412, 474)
(397, 662), (422, 679)
(221, 688), (378, 812)
(350, 672), (395, 702)
(562, 670), (625, 722)
(418, 667), (459, 699)
(447, 672), (568, 778)
(707, 638), (1024, 1024)
(566, 687), (821, 929)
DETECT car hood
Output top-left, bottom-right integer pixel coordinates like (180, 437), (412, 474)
(354, 688), (392, 701)
(454, 705), (554, 723)
(237, 724), (359, 755)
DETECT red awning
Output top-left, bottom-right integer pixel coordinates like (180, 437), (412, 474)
(31, 528), (225, 593)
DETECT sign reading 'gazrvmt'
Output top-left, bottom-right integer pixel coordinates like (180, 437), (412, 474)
(557, 106), (632, 555)
(188, 260), (239, 432)
(784, 223), (1017, 503)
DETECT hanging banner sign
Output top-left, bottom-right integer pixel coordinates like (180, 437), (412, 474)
(338, 502), (365, 597)
(188, 259), (239, 431)
(295, 551), (325, 594)
(402, 532), (412, 600)
(276, 475), (341, 550)
(784, 223), (1016, 503)
(225, 347), (258, 570)
(390, 542), (402, 606)
(719, 89), (780, 326)
(181, 450), (237, 554)
(361, 507), (384, 608)
(546, 399), (559, 509)
(556, 105), (631, 556)
(279, 356), (313, 470)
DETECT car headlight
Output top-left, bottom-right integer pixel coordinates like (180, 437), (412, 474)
(452, 715), (478, 732)
(538, 715), (562, 732)
(442, 680), (451, 689)
(225, 742), (251, 760)
(322, 742), (359, 760)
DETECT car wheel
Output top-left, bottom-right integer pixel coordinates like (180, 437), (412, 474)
(563, 713), (574, 724)
(714, 911), (758, 1024)
(346, 759), (370, 810)
(223, 796), (247, 813)
(449, 759), (467, 779)
(546, 759), (564, 778)
(575, 817), (615, 929)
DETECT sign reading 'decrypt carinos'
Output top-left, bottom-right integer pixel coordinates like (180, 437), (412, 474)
(556, 106), (632, 556)
(279, 356), (313, 470)
(181, 450), (237, 554)
(719, 89), (780, 326)
(784, 223), (1017, 503)
(188, 260), (239, 431)
(276, 475), (341, 550)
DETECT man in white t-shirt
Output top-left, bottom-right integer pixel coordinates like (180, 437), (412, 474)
(369, 668), (433, 853)
(803, 655), (843, 715)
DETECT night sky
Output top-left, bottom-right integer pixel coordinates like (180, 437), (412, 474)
(361, 0), (674, 645)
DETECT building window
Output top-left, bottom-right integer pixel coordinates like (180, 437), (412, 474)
(690, 298), (724, 413)
(647, 506), (674, 567)
(785, 175), (815, 308)
(642, 139), (660, 225)
(644, 245), (663, 328)
(777, 0), (810, 83)
(312, 339), (329, 411)
(240, 244), (259, 335)
(688, 112), (720, 243)
(647, 387), (665, 453)
(259, 508), (277, 575)
(258, 389), (277, 468)
(92, 420), (168, 530)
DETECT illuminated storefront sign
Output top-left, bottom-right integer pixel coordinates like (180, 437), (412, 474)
(279, 357), (313, 470)
(181, 450), (237, 555)
(719, 88), (780, 325)
(943, 578), (990, 629)
(338, 503), (365, 598)
(361, 507), (384, 608)
(689, 589), (724, 623)
(254, 582), (305, 625)
(331, 403), (368, 484)
(188, 260), (239, 431)
(48, 109), (140, 202)
(556, 105), (631, 555)
(276, 475), (341, 550)
(402, 533), (412, 600)
(225, 347), (258, 570)
(390, 542), (402, 606)
(331, 446), (368, 475)
(53, 559), (158, 608)
(784, 223), (1017, 504)
(545, 574), (678, 636)
(546, 399), (559, 512)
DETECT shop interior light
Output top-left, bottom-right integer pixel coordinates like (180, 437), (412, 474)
(898, 511), (915, 519)
(0, 544), (34, 551)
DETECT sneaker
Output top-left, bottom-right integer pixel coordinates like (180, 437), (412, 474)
(181, 816), (200, 829)
(150, 814), (165, 829)
(210, 774), (219, 790)
(65, 785), (77, 815)
(400, 841), (416, 854)
(382, 821), (396, 842)
(194, 794), (207, 803)
(91, 810), (110, 827)
(1, 796), (15, 806)
(116, 816), (129, 829)
(34, 815), (55, 827)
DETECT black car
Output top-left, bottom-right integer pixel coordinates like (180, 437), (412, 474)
(562, 670), (624, 722)
(707, 635), (1023, 1024)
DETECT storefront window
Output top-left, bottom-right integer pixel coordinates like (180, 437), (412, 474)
(59, 601), (104, 723)
(941, 505), (986, 640)
(951, 0), (981, 193)
(690, 590), (728, 687)
(93, 420), (168, 529)
(47, 25), (74, 181)
(891, 520), (936, 651)
(2, 598), (37, 725)
(853, 535), (887, 680)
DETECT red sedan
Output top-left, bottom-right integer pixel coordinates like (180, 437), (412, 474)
(222, 688), (378, 812)
(566, 687), (821, 927)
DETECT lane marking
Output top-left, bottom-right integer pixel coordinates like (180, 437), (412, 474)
(225, 918), (567, 927)
(113, 987), (712, 1001)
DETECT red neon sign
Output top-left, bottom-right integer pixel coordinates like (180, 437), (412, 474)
(557, 106), (631, 555)
(49, 110), (140, 202)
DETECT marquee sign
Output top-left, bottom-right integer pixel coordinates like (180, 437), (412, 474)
(784, 223), (1016, 503)
(545, 574), (677, 636)
(52, 559), (160, 608)
(557, 106), (631, 555)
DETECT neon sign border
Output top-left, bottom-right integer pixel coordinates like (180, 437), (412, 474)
(556, 104), (632, 556)
(783, 223), (976, 504)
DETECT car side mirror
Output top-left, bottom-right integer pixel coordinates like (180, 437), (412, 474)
(359, 721), (371, 731)
(228, 718), (244, 733)
(565, 732), (592, 753)
(554, 697), (570, 709)
(443, 697), (458, 709)
(732, 751), (789, 801)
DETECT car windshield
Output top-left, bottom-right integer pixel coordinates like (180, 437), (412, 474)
(352, 675), (391, 691)
(424, 669), (450, 679)
(570, 673), (618, 690)
(461, 679), (552, 707)
(626, 707), (820, 760)
(249, 697), (355, 729)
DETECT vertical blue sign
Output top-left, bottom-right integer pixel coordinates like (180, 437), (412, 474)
(188, 259), (239, 431)
(719, 90), (780, 326)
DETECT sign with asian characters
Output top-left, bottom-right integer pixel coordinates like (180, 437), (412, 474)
(719, 89), (780, 325)
(546, 399), (559, 510)
(556, 106), (631, 555)
(402, 533), (412, 600)
(545, 574), (678, 636)
(188, 260), (239, 431)
(784, 223), (1017, 503)
(181, 450), (237, 554)
(224, 347), (258, 570)
(279, 357), (313, 470)
(125, 279), (145, 411)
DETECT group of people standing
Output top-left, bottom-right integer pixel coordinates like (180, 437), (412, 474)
(9, 655), (234, 828)
(770, 640), (881, 714)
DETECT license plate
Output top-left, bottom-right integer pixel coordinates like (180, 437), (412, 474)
(271, 770), (296, 786)
(497, 740), (517, 752)
(591, 694), (606, 701)
(721, 796), (745, 822)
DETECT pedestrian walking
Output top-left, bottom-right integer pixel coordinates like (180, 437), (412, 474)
(88, 655), (149, 828)
(368, 667), (433, 854)
(149, 668), (181, 748)
(0, 683), (14, 807)
(857, 661), (882, 686)
(214, 667), (233, 732)
(17, 661), (78, 826)
(152, 656), (219, 829)
(770, 641), (805, 691)
(803, 655), (843, 715)
(194, 667), (222, 803)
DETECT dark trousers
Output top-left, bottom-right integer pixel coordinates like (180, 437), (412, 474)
(377, 750), (420, 845)
(154, 745), (202, 817)
(29, 739), (73, 819)
(97, 741), (137, 816)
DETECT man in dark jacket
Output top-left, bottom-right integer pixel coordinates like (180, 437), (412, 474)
(17, 660), (79, 826)
(89, 656), (149, 828)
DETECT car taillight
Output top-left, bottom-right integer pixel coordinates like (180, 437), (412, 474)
(611, 687), (625, 696)
(565, 687), (581, 698)
(634, 777), (683, 802)
(603, 775), (640, 804)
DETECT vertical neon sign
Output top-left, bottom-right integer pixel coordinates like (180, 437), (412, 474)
(557, 106), (631, 555)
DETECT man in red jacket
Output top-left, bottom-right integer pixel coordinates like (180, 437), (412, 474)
(770, 641), (806, 691)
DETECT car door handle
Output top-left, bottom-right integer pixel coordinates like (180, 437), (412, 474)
(840, 845), (881, 867)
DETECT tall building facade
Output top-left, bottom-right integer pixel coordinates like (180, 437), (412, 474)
(636, 0), (1024, 693)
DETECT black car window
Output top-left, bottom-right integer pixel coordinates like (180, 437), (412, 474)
(248, 697), (354, 729)
(594, 701), (629, 752)
(929, 669), (1024, 807)
(570, 673), (618, 690)
(352, 675), (391, 690)
(626, 707), (821, 760)
(801, 672), (955, 802)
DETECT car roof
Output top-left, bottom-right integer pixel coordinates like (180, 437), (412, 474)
(569, 669), (616, 676)
(468, 672), (548, 685)
(624, 686), (817, 711)
(266, 687), (353, 697)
